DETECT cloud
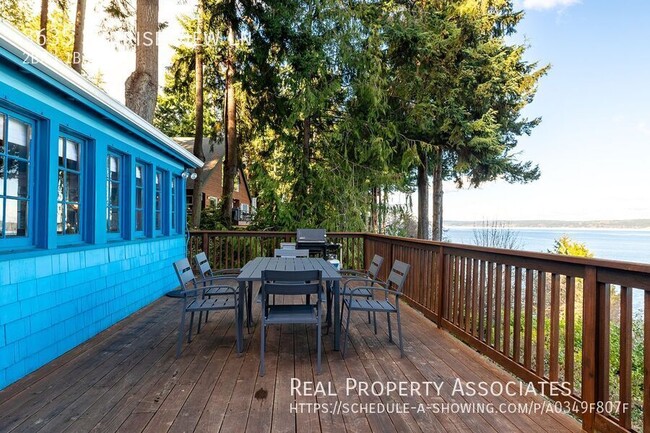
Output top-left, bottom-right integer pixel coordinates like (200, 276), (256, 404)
(637, 121), (650, 137)
(521, 0), (580, 10)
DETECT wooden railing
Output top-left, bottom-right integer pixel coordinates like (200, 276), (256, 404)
(189, 231), (650, 432)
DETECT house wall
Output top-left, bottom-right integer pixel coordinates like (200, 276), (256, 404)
(0, 237), (184, 388)
(202, 163), (251, 206)
(0, 40), (192, 389)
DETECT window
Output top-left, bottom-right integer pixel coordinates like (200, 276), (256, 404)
(0, 114), (32, 242)
(155, 170), (163, 233)
(57, 135), (83, 239)
(107, 152), (122, 236)
(135, 163), (145, 235)
(171, 176), (176, 232)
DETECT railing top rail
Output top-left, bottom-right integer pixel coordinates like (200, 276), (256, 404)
(188, 231), (650, 275)
(189, 231), (365, 236)
(363, 233), (650, 274)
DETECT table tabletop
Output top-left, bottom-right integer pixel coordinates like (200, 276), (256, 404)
(237, 257), (342, 282)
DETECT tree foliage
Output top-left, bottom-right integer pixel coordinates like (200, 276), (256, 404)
(549, 235), (594, 258)
(152, 0), (546, 232)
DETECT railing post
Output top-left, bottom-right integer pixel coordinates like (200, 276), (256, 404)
(436, 245), (445, 328)
(202, 232), (209, 256)
(582, 266), (597, 432)
(363, 235), (369, 270)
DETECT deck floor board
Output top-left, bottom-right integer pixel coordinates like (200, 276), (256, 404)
(0, 296), (583, 433)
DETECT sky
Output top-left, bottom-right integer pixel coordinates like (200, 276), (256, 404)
(39, 0), (650, 222)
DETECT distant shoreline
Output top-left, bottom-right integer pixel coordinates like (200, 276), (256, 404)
(445, 219), (650, 230)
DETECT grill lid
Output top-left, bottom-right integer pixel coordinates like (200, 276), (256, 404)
(296, 228), (326, 243)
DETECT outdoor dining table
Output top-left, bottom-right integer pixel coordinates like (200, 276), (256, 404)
(236, 257), (342, 352)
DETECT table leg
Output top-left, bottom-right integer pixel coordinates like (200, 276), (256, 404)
(325, 281), (332, 333)
(333, 279), (340, 350)
(247, 281), (254, 330)
(237, 280), (245, 354)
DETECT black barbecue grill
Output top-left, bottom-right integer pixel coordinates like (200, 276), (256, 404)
(295, 228), (340, 258)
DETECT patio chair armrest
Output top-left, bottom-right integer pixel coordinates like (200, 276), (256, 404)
(199, 275), (238, 285)
(339, 269), (368, 277)
(343, 276), (386, 289)
(348, 285), (400, 297)
(211, 268), (241, 276)
(179, 288), (202, 298)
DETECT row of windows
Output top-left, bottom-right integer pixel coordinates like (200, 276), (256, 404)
(0, 107), (184, 249)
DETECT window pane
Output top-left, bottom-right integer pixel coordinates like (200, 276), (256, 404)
(7, 119), (30, 159)
(58, 137), (65, 166)
(136, 188), (143, 209)
(108, 209), (119, 232)
(66, 139), (80, 171)
(66, 172), (80, 202)
(57, 203), (64, 234)
(65, 204), (79, 234)
(109, 182), (119, 206)
(135, 165), (143, 187)
(6, 158), (29, 198)
(0, 156), (4, 196)
(0, 115), (5, 153)
(136, 210), (143, 231)
(155, 211), (161, 230)
(109, 156), (119, 180)
(57, 169), (64, 201)
(5, 199), (27, 237)
(0, 202), (3, 236)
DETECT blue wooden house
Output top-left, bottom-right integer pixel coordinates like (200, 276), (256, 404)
(0, 21), (202, 389)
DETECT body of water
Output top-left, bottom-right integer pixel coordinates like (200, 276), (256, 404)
(445, 227), (650, 265)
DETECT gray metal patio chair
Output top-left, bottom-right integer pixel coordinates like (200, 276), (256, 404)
(339, 254), (384, 329)
(194, 252), (241, 324)
(341, 260), (411, 358)
(260, 269), (323, 376)
(173, 258), (240, 358)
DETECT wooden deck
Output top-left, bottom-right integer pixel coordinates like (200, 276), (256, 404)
(0, 294), (582, 433)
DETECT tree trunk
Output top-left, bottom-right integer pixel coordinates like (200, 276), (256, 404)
(293, 117), (311, 220)
(431, 148), (444, 241)
(191, 2), (205, 228)
(370, 186), (379, 233)
(39, 0), (48, 48)
(72, 0), (86, 73)
(221, 22), (237, 227)
(417, 147), (429, 239)
(125, 0), (158, 122)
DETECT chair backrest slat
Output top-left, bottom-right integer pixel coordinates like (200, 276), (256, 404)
(262, 270), (322, 295)
(387, 260), (410, 292)
(368, 254), (384, 279)
(194, 252), (211, 276)
(173, 258), (197, 289)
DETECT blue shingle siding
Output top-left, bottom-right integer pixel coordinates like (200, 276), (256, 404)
(0, 22), (199, 391)
(0, 237), (185, 389)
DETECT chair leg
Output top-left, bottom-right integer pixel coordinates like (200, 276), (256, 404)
(317, 302), (322, 375)
(260, 320), (266, 376)
(373, 312), (377, 334)
(342, 302), (351, 358)
(197, 311), (202, 334)
(204, 311), (209, 323)
(188, 312), (195, 342)
(176, 307), (186, 358)
(387, 312), (393, 343)
(397, 308), (404, 358)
